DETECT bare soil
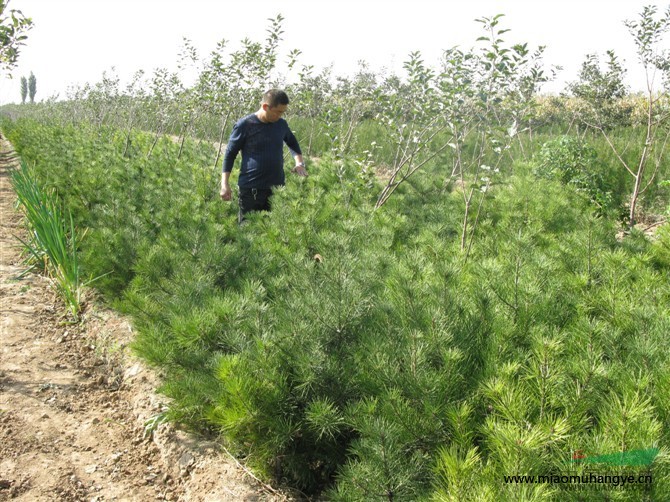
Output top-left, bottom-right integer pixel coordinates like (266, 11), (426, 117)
(0, 134), (287, 501)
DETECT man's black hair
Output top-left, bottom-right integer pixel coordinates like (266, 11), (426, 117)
(263, 89), (289, 108)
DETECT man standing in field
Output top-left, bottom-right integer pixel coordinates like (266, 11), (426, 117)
(220, 89), (307, 223)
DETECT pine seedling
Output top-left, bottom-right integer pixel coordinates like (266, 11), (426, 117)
(330, 415), (428, 501)
(652, 360), (670, 444)
(305, 397), (346, 441)
(130, 324), (176, 367)
(558, 317), (611, 424)
(433, 445), (486, 502)
(522, 329), (568, 422)
(481, 368), (529, 426)
(597, 384), (662, 455)
(444, 402), (477, 455)
(481, 417), (565, 500)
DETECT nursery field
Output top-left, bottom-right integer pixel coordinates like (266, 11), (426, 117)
(1, 113), (669, 500)
(2, 7), (670, 501)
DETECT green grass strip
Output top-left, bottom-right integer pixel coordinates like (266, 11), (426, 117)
(10, 161), (84, 320)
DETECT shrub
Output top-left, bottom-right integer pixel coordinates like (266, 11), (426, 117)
(535, 135), (617, 214)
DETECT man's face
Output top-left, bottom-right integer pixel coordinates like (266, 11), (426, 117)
(263, 103), (287, 123)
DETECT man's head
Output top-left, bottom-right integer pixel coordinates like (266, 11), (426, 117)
(262, 89), (289, 108)
(259, 89), (289, 123)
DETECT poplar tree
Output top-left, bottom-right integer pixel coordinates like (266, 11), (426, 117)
(27, 70), (35, 102)
(19, 74), (26, 103)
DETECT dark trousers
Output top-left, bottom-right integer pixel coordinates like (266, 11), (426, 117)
(238, 187), (273, 224)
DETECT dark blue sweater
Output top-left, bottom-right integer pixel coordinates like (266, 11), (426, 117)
(222, 114), (302, 189)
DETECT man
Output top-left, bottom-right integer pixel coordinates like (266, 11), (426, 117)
(220, 89), (307, 223)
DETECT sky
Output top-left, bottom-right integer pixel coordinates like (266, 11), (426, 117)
(0, 0), (668, 105)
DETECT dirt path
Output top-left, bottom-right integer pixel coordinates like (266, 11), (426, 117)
(0, 135), (285, 501)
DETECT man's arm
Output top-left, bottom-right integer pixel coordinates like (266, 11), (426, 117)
(285, 126), (307, 177)
(220, 171), (232, 200)
(221, 120), (245, 201)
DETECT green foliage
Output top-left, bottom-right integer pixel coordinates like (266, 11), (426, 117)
(2, 7), (670, 498)
(10, 161), (89, 319)
(374, 14), (555, 215)
(535, 135), (620, 213)
(651, 223), (670, 268)
(568, 51), (630, 128)
(19, 75), (26, 103)
(27, 70), (35, 102)
(6, 115), (670, 500)
(624, 5), (670, 74)
(567, 4), (670, 227)
(0, 0), (32, 74)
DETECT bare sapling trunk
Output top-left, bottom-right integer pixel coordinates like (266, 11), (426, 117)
(628, 90), (654, 227)
(375, 118), (450, 209)
(459, 130), (484, 253)
(598, 87), (660, 228)
(147, 122), (165, 158)
(340, 108), (361, 155)
(177, 108), (203, 160)
(306, 114), (318, 156)
(461, 193), (471, 251)
(122, 107), (137, 158)
(213, 110), (231, 169)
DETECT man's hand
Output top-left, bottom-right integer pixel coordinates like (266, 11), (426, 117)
(220, 172), (232, 201)
(220, 183), (232, 201)
(292, 164), (308, 177)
